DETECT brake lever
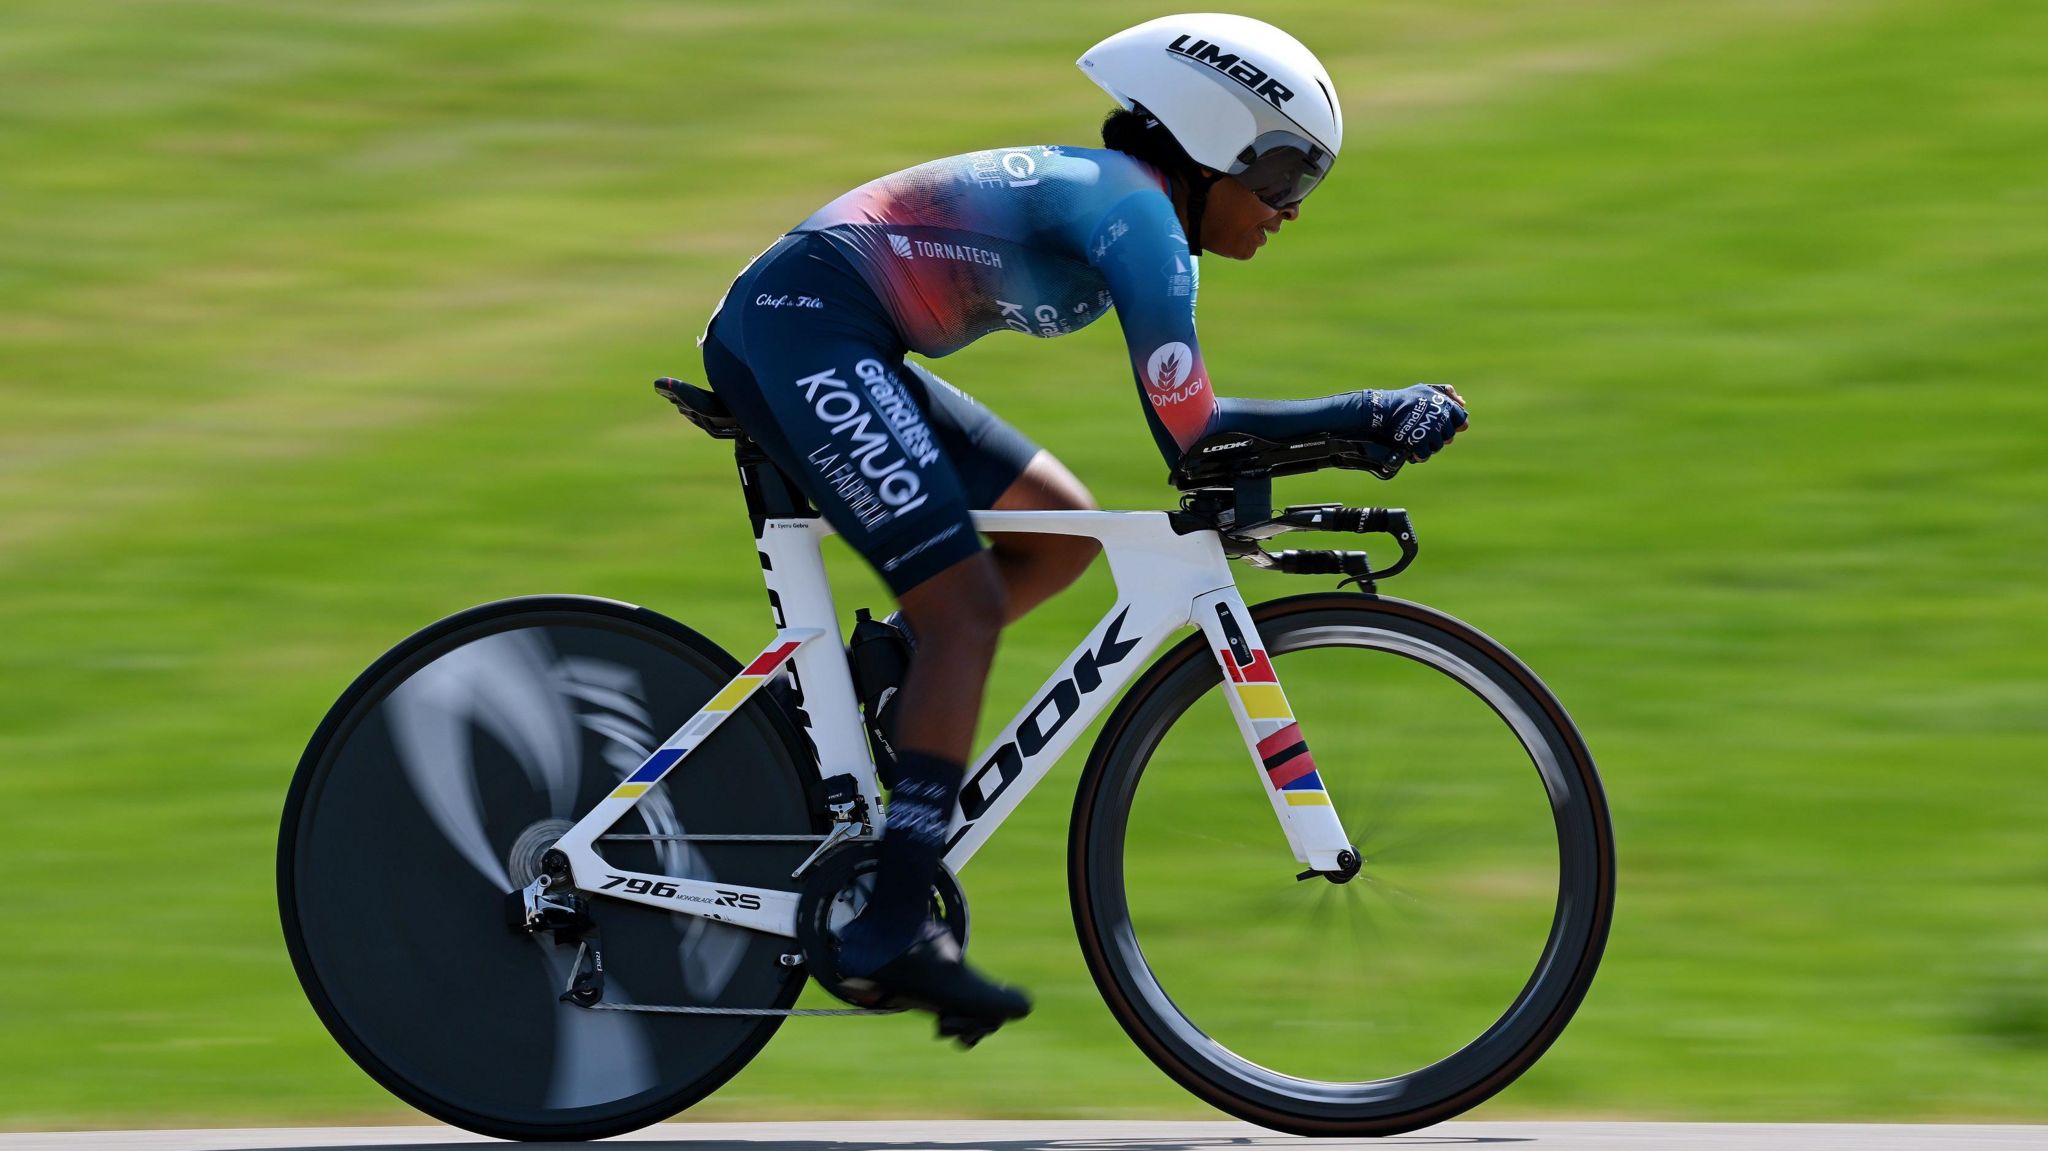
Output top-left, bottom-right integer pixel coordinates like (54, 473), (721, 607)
(1256, 504), (1419, 591)
(1337, 507), (1419, 589)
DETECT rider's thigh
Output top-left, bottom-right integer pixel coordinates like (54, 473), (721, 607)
(899, 550), (1007, 649)
(898, 360), (1043, 510)
(994, 449), (1098, 513)
(898, 363), (1097, 602)
(988, 451), (1101, 617)
(702, 327), (984, 598)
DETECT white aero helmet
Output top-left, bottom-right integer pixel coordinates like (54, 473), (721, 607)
(1079, 13), (1342, 210)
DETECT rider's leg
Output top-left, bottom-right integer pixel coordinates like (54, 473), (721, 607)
(987, 450), (1100, 621)
(870, 451), (1094, 768)
(837, 553), (1004, 976)
(893, 363), (1095, 622)
(836, 554), (1028, 1030)
(893, 551), (1007, 757)
(701, 246), (1027, 1027)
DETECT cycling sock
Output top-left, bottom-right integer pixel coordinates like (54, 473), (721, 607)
(837, 749), (962, 977)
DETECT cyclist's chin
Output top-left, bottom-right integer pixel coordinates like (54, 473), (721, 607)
(1214, 229), (1270, 261)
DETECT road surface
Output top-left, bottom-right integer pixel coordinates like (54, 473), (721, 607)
(0, 1121), (2039, 1150)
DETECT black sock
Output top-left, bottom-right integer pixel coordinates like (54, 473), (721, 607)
(837, 750), (961, 976)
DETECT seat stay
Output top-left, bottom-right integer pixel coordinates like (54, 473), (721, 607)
(550, 626), (826, 938)
(550, 516), (871, 940)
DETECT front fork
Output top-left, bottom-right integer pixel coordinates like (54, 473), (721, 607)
(1191, 587), (1360, 879)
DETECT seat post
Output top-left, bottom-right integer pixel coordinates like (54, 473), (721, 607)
(734, 441), (817, 526)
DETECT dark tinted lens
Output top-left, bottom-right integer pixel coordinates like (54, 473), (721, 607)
(1236, 147), (1327, 209)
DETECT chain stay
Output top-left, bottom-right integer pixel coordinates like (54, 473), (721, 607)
(587, 1002), (903, 1017)
(597, 833), (832, 842)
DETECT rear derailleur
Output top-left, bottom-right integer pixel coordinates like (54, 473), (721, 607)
(505, 849), (605, 1007)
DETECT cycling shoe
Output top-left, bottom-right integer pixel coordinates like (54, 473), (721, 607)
(839, 923), (1031, 1045)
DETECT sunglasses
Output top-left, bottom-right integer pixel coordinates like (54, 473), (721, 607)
(1231, 136), (1332, 210)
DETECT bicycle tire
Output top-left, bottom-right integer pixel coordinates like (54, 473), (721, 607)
(1070, 592), (1614, 1136)
(279, 595), (821, 1141)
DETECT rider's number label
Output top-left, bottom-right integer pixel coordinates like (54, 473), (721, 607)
(600, 874), (761, 909)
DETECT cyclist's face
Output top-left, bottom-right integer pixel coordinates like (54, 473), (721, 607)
(1202, 174), (1300, 261)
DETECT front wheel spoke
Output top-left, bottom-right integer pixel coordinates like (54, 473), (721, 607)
(1082, 601), (1611, 1123)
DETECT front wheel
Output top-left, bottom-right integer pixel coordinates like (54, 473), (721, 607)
(1071, 593), (1614, 1136)
(279, 596), (821, 1141)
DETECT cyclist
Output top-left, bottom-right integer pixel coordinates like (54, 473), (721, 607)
(697, 13), (1468, 1039)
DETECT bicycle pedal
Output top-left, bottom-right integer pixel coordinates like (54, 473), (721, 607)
(835, 975), (889, 1010)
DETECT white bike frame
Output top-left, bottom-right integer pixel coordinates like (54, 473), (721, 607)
(549, 510), (1354, 937)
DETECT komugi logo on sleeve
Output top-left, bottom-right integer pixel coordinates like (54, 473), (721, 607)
(1146, 341), (1194, 403)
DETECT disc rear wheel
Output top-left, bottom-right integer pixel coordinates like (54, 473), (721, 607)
(279, 596), (820, 1141)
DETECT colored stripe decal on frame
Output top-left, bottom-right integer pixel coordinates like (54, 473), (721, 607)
(625, 747), (685, 784)
(1236, 684), (1291, 720)
(1255, 723), (1303, 760)
(706, 677), (759, 712)
(1218, 650), (1279, 684)
(742, 641), (802, 677)
(1269, 757), (1319, 790)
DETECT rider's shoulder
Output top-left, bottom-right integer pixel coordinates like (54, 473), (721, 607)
(938, 145), (1168, 200)
(1055, 146), (1171, 199)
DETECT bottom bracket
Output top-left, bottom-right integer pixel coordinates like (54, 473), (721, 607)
(792, 842), (969, 1005)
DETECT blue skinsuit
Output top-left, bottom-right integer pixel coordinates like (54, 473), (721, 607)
(702, 144), (1368, 592)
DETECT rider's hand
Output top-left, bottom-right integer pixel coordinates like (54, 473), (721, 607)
(1365, 384), (1469, 462)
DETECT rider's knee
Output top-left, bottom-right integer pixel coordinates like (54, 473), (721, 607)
(1000, 453), (1102, 578)
(1036, 532), (1100, 592)
(1040, 498), (1101, 579)
(1002, 451), (1097, 514)
(900, 552), (1007, 649)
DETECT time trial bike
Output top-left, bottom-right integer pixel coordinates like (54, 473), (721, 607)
(278, 376), (1614, 1141)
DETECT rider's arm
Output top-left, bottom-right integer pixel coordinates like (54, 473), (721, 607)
(1088, 190), (1469, 469)
(1087, 190), (1221, 465)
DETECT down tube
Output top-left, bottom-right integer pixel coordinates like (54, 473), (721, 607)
(1190, 587), (1355, 872)
(940, 597), (1190, 871)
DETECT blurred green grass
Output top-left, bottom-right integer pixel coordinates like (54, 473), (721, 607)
(2, 0), (2045, 1129)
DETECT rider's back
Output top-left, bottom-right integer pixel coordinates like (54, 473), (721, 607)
(793, 145), (1176, 358)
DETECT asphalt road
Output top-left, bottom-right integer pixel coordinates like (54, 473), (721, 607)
(0, 1122), (2040, 1151)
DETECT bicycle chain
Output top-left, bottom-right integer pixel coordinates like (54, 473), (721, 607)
(559, 941), (899, 1016)
(596, 833), (831, 843)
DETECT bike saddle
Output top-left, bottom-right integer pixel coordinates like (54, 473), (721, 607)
(654, 377), (745, 440)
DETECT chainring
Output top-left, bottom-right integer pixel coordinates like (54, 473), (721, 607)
(793, 841), (969, 1006)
